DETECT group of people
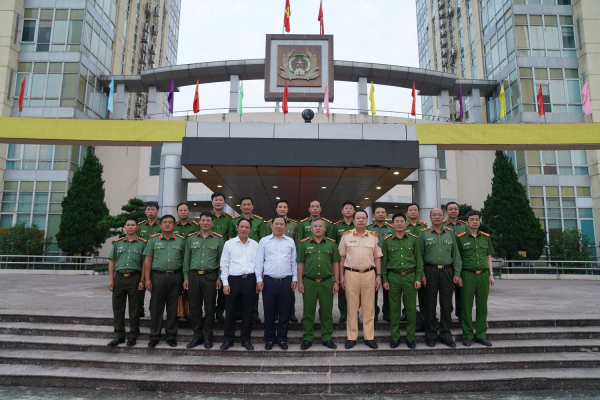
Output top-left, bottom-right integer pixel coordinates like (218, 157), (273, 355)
(107, 193), (495, 351)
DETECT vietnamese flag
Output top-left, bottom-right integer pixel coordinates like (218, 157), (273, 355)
(283, 0), (291, 33)
(282, 81), (289, 114)
(537, 84), (545, 117)
(193, 79), (200, 114)
(411, 81), (416, 116)
(318, 1), (324, 34)
(18, 76), (26, 113)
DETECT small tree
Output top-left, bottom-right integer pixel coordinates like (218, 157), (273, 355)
(56, 147), (110, 256)
(482, 151), (546, 260)
(547, 228), (594, 262)
(99, 197), (147, 238)
(0, 222), (51, 256)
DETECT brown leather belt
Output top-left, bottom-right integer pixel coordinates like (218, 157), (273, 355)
(344, 267), (375, 273)
(389, 267), (416, 276)
(303, 275), (332, 283)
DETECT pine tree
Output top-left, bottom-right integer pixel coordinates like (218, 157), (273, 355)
(99, 197), (147, 239)
(56, 147), (110, 256)
(482, 151), (546, 260)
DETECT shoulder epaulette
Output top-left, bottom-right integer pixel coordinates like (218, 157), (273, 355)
(288, 218), (296, 223)
(444, 227), (454, 231)
(254, 215), (263, 220)
(481, 231), (490, 237)
(301, 217), (309, 222)
(368, 231), (378, 237)
(138, 220), (146, 225)
(419, 220), (429, 226)
(408, 233), (418, 238)
(150, 233), (160, 238)
(333, 220), (342, 225)
(366, 223), (373, 227)
(300, 237), (310, 242)
(383, 234), (393, 240)
(175, 234), (185, 239)
(266, 219), (273, 223)
(386, 223), (393, 227)
(322, 218), (332, 223)
(459, 220), (466, 224)
(326, 237), (336, 242)
(112, 237), (125, 243)
(224, 212), (233, 218)
(457, 232), (467, 237)
(192, 221), (198, 225)
(342, 230), (353, 235)
(213, 232), (223, 238)
(232, 215), (241, 219)
(175, 221), (180, 225)
(188, 233), (196, 237)
(139, 238), (147, 242)
(420, 227), (429, 231)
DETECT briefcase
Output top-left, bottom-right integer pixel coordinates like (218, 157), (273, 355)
(176, 293), (189, 317)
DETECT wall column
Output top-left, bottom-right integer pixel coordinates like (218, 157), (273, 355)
(158, 142), (186, 217)
(357, 77), (368, 115)
(469, 87), (483, 123)
(364, 205), (373, 224)
(146, 86), (159, 118)
(114, 84), (129, 120)
(229, 75), (239, 113)
(438, 89), (450, 120)
(412, 144), (441, 226)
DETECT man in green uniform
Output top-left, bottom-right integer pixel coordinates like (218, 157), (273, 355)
(173, 202), (199, 237)
(229, 196), (265, 323)
(107, 217), (147, 347)
(183, 211), (224, 349)
(265, 199), (300, 322)
(419, 207), (462, 348)
(405, 202), (429, 321)
(210, 192), (234, 322)
(143, 214), (186, 348)
(331, 201), (356, 323)
(367, 204), (394, 322)
(456, 210), (495, 347)
(297, 218), (341, 350)
(136, 201), (161, 317)
(297, 200), (334, 243)
(381, 212), (423, 349)
(445, 201), (468, 320)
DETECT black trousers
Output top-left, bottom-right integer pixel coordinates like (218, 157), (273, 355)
(263, 275), (292, 343)
(224, 274), (256, 343)
(454, 283), (462, 318)
(374, 287), (390, 316)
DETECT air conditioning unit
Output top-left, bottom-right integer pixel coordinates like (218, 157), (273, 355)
(134, 108), (142, 118)
(138, 64), (146, 73)
(138, 93), (146, 102)
(439, 18), (445, 28)
(151, 25), (158, 35)
(139, 53), (147, 63)
(143, 23), (149, 33)
(441, 48), (448, 56)
(144, 3), (151, 14)
(141, 33), (149, 43)
(442, 57), (448, 66)
(135, 97), (143, 106)
(439, 10), (445, 19)
(447, 6), (454, 16)
(438, 0), (445, 10)
(141, 43), (148, 53)
(153, 6), (160, 17)
(451, 48), (457, 57)
(441, 37), (448, 47)
(149, 45), (157, 55)
(440, 28), (447, 37)
(149, 55), (155, 64)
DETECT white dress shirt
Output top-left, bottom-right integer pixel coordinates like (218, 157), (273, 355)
(254, 234), (298, 283)
(220, 236), (259, 286)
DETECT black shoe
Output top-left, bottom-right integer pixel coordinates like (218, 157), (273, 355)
(147, 339), (159, 348)
(301, 340), (312, 350)
(339, 315), (347, 323)
(265, 342), (274, 350)
(390, 340), (400, 348)
(186, 337), (202, 349)
(220, 340), (233, 350)
(364, 340), (378, 349)
(166, 339), (177, 347)
(426, 338), (436, 347)
(252, 316), (261, 323)
(215, 313), (225, 321)
(475, 338), (492, 347)
(204, 340), (213, 349)
(279, 342), (288, 350)
(126, 338), (137, 347)
(463, 337), (472, 346)
(289, 315), (298, 323)
(242, 341), (254, 351)
(440, 338), (457, 348)
(107, 338), (124, 347)
(400, 314), (407, 322)
(322, 340), (337, 349)
(406, 340), (416, 349)
(345, 340), (357, 349)
(184, 316), (192, 322)
(383, 314), (390, 322)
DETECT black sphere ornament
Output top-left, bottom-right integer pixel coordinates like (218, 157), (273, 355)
(302, 109), (315, 123)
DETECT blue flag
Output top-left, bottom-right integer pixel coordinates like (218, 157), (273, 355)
(107, 78), (114, 114)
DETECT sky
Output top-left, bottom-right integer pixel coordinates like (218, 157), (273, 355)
(172, 0), (421, 117)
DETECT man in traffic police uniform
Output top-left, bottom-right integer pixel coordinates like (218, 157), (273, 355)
(367, 204), (394, 322)
(331, 201), (356, 323)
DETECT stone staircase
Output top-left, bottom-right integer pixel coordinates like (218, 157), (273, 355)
(0, 314), (599, 394)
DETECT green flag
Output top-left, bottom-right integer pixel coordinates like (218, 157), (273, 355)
(237, 81), (244, 116)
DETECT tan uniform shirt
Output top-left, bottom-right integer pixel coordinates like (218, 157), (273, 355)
(338, 229), (383, 269)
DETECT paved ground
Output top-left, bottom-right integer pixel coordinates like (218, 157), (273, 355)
(1, 387), (599, 399)
(0, 275), (598, 320)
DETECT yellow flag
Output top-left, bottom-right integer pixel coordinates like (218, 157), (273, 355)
(369, 81), (376, 115)
(499, 83), (506, 119)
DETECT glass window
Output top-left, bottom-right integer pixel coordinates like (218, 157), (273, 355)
(527, 150), (541, 165)
(545, 26), (560, 50)
(516, 25), (529, 49)
(550, 79), (566, 104)
(30, 73), (46, 98)
(566, 80), (581, 104)
(52, 20), (68, 44)
(562, 26), (575, 48)
(521, 79), (534, 103)
(546, 186), (559, 196)
(68, 20), (83, 44)
(576, 187), (591, 197)
(45, 73), (61, 99)
(149, 146), (161, 176)
(579, 208), (593, 218)
(22, 20), (36, 42)
(61, 73), (77, 99)
(573, 150), (587, 165)
(561, 186), (575, 196)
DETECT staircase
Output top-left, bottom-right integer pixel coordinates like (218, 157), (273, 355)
(0, 314), (599, 394)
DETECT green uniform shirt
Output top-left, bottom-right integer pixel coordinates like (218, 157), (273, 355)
(406, 220), (429, 237)
(444, 219), (468, 236)
(296, 237), (341, 279)
(228, 214), (266, 242)
(332, 219), (354, 244)
(381, 232), (424, 283)
(297, 217), (334, 244)
(211, 210), (234, 239)
(456, 231), (495, 270)
(173, 220), (199, 237)
(143, 233), (186, 271)
(108, 236), (147, 272)
(136, 219), (162, 240)
(366, 222), (394, 245)
(183, 231), (224, 281)
(418, 227), (462, 277)
(265, 217), (298, 241)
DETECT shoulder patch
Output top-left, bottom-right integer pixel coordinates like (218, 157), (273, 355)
(213, 232), (223, 238)
(150, 233), (160, 238)
(232, 215), (241, 219)
(481, 231), (490, 237)
(266, 219), (273, 223)
(333, 220), (342, 225)
(254, 215), (263, 220)
(459, 220), (466, 224)
(342, 230), (353, 236)
(326, 237), (336, 242)
(322, 218), (332, 223)
(224, 212), (234, 218)
(383, 234), (393, 240)
(288, 218), (296, 223)
(112, 237), (125, 243)
(138, 238), (147, 243)
(187, 233), (196, 237)
(386, 223), (393, 227)
(408, 233), (418, 238)
(444, 227), (454, 231)
(192, 221), (198, 225)
(175, 234), (185, 239)
(419, 220), (429, 226)
(300, 237), (310, 242)
(301, 217), (309, 222)
(420, 227), (429, 231)
(138, 220), (146, 225)
(368, 231), (378, 237)
(457, 232), (467, 237)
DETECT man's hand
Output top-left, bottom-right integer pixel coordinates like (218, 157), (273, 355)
(183, 280), (189, 290)
(108, 280), (114, 292)
(291, 281), (297, 291)
(340, 275), (346, 290)
(375, 275), (382, 291)
(332, 282), (339, 295)
(421, 276), (427, 287)
(145, 280), (152, 292)
(383, 282), (389, 291)
(414, 281), (421, 290)
(216, 280), (222, 290)
(489, 274), (495, 287)
(256, 282), (264, 293)
(138, 281), (145, 291)
(298, 281), (305, 294)
(223, 285), (230, 295)
(453, 276), (461, 286)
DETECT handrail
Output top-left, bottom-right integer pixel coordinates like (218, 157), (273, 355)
(500, 259), (600, 277)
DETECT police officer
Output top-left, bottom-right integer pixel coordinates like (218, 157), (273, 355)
(405, 202), (429, 320)
(136, 201), (161, 317)
(419, 208), (462, 348)
(183, 211), (224, 349)
(173, 202), (199, 237)
(331, 201), (356, 323)
(367, 204), (394, 322)
(143, 214), (186, 348)
(445, 201), (468, 320)
(297, 218), (340, 350)
(456, 211), (495, 347)
(297, 200), (334, 243)
(107, 217), (146, 347)
(381, 212), (423, 349)
(211, 192), (234, 322)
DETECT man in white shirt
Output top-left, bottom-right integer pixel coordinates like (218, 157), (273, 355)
(220, 218), (259, 351)
(255, 216), (298, 350)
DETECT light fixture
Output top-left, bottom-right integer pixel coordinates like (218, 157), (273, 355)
(356, 205), (361, 208)
(321, 186), (326, 189)
(217, 185), (222, 188)
(194, 203), (197, 205)
(273, 185), (278, 189)
(395, 205), (398, 207)
(202, 169), (208, 173)
(393, 171), (400, 175)
(276, 197), (280, 200)
(365, 197), (369, 200)
(228, 196), (233, 199)
(376, 186), (381, 190)
(236, 204), (240, 207)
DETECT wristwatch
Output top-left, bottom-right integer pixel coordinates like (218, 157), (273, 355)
(334, 280), (339, 283)
(376, 273), (382, 276)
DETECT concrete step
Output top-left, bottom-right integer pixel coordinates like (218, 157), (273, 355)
(1, 363), (599, 394)
(1, 348), (599, 373)
(1, 321), (600, 343)
(0, 334), (598, 358)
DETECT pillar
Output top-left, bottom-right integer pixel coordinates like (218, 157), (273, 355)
(469, 87), (483, 123)
(357, 77), (368, 115)
(229, 75), (239, 113)
(412, 145), (441, 226)
(364, 205), (373, 224)
(114, 84), (129, 120)
(438, 89), (450, 121)
(146, 86), (159, 118)
(158, 142), (186, 217)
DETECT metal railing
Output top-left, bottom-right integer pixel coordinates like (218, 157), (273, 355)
(0, 255), (95, 270)
(500, 260), (600, 277)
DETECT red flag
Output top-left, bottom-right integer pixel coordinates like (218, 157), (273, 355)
(411, 81), (416, 116)
(18, 76), (26, 113)
(282, 81), (289, 114)
(537, 84), (545, 117)
(283, 0), (291, 33)
(318, 1), (324, 35)
(193, 79), (200, 114)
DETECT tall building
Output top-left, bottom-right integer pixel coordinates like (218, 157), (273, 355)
(415, 0), (598, 253)
(0, 0), (181, 256)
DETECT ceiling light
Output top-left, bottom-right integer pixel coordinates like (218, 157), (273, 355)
(376, 186), (381, 189)
(276, 197), (280, 200)
(356, 205), (360, 208)
(236, 204), (240, 207)
(201, 169), (208, 173)
(193, 203), (197, 205)
(217, 185), (222, 188)
(321, 186), (326, 189)
(273, 185), (278, 188)
(395, 205), (398, 207)
(228, 196), (232, 199)
(393, 171), (399, 175)
(365, 197), (369, 200)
